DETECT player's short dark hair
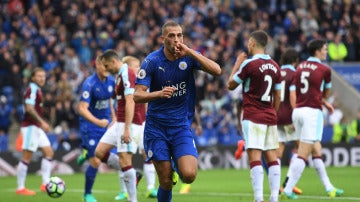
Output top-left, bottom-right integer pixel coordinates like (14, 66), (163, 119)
(280, 48), (299, 65)
(100, 49), (121, 61)
(249, 30), (268, 48)
(307, 39), (327, 56)
(161, 20), (181, 36)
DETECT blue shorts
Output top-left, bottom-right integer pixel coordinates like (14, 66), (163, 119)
(144, 119), (198, 162)
(80, 128), (104, 158)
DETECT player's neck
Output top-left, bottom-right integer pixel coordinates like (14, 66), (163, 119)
(164, 49), (177, 61)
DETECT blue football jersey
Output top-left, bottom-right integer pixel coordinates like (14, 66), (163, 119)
(79, 73), (115, 134)
(136, 46), (201, 126)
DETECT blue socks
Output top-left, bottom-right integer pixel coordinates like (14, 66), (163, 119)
(85, 165), (98, 195)
(158, 186), (172, 202)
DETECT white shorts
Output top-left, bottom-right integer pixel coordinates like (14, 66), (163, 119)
(292, 107), (323, 142)
(138, 122), (145, 152)
(21, 125), (51, 152)
(277, 125), (299, 142)
(99, 122), (143, 154)
(242, 120), (279, 150)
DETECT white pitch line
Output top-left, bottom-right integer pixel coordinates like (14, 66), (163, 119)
(4, 189), (360, 201)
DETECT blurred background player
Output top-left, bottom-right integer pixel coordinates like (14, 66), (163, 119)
(134, 20), (221, 202)
(16, 67), (53, 195)
(276, 48), (302, 195)
(281, 39), (344, 199)
(95, 50), (138, 202)
(227, 30), (281, 202)
(123, 56), (158, 199)
(78, 56), (116, 202)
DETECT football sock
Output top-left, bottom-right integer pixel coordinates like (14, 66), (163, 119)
(313, 157), (334, 191)
(283, 156), (306, 194)
(250, 161), (264, 202)
(85, 165), (98, 194)
(158, 186), (172, 202)
(118, 170), (128, 192)
(144, 162), (156, 190)
(17, 160), (28, 190)
(41, 158), (52, 185)
(122, 166), (137, 202)
(283, 153), (298, 187)
(107, 152), (121, 170)
(268, 161), (280, 202)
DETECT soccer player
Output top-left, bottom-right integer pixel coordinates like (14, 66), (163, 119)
(122, 55), (158, 199)
(16, 67), (53, 195)
(281, 39), (344, 199)
(78, 56), (116, 202)
(276, 48), (302, 195)
(134, 20), (221, 202)
(227, 30), (281, 202)
(95, 50), (139, 202)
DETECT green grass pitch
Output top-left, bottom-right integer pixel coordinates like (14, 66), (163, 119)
(1, 167), (359, 201)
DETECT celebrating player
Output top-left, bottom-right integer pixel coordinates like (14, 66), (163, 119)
(134, 20), (221, 202)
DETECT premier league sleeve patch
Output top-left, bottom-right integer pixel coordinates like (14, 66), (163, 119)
(137, 69), (146, 79)
(82, 91), (90, 99)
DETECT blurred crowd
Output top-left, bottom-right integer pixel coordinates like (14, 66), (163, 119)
(1, 0), (360, 151)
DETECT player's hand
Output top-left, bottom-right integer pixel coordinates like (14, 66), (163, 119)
(234, 51), (247, 71)
(41, 121), (50, 133)
(161, 86), (176, 98)
(195, 125), (203, 136)
(174, 43), (189, 58)
(99, 119), (109, 128)
(121, 130), (131, 144)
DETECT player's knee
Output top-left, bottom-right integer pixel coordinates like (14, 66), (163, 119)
(181, 171), (197, 184)
(159, 177), (173, 190)
(94, 148), (103, 159)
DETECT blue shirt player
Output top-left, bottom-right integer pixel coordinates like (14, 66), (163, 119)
(78, 56), (116, 202)
(134, 20), (221, 202)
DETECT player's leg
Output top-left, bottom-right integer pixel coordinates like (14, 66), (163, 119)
(153, 160), (173, 202)
(16, 126), (38, 195)
(242, 120), (267, 202)
(281, 141), (312, 199)
(82, 134), (102, 202)
(263, 125), (280, 202)
(282, 107), (318, 199)
(84, 155), (101, 202)
(39, 128), (54, 192)
(141, 151), (157, 198)
(312, 142), (343, 197)
(16, 149), (36, 195)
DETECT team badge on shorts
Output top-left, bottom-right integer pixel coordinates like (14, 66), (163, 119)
(179, 61), (187, 70)
(148, 150), (153, 158)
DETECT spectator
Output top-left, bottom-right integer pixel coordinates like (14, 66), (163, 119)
(332, 116), (356, 143)
(328, 33), (348, 62)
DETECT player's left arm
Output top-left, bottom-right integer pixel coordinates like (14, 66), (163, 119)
(123, 94), (135, 144)
(175, 43), (221, 76)
(109, 98), (116, 124)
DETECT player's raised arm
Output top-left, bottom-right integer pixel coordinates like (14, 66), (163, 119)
(175, 43), (221, 76)
(227, 52), (247, 90)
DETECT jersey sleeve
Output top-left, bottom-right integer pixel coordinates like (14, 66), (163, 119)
(80, 79), (92, 103)
(123, 67), (136, 96)
(24, 83), (38, 106)
(135, 58), (155, 88)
